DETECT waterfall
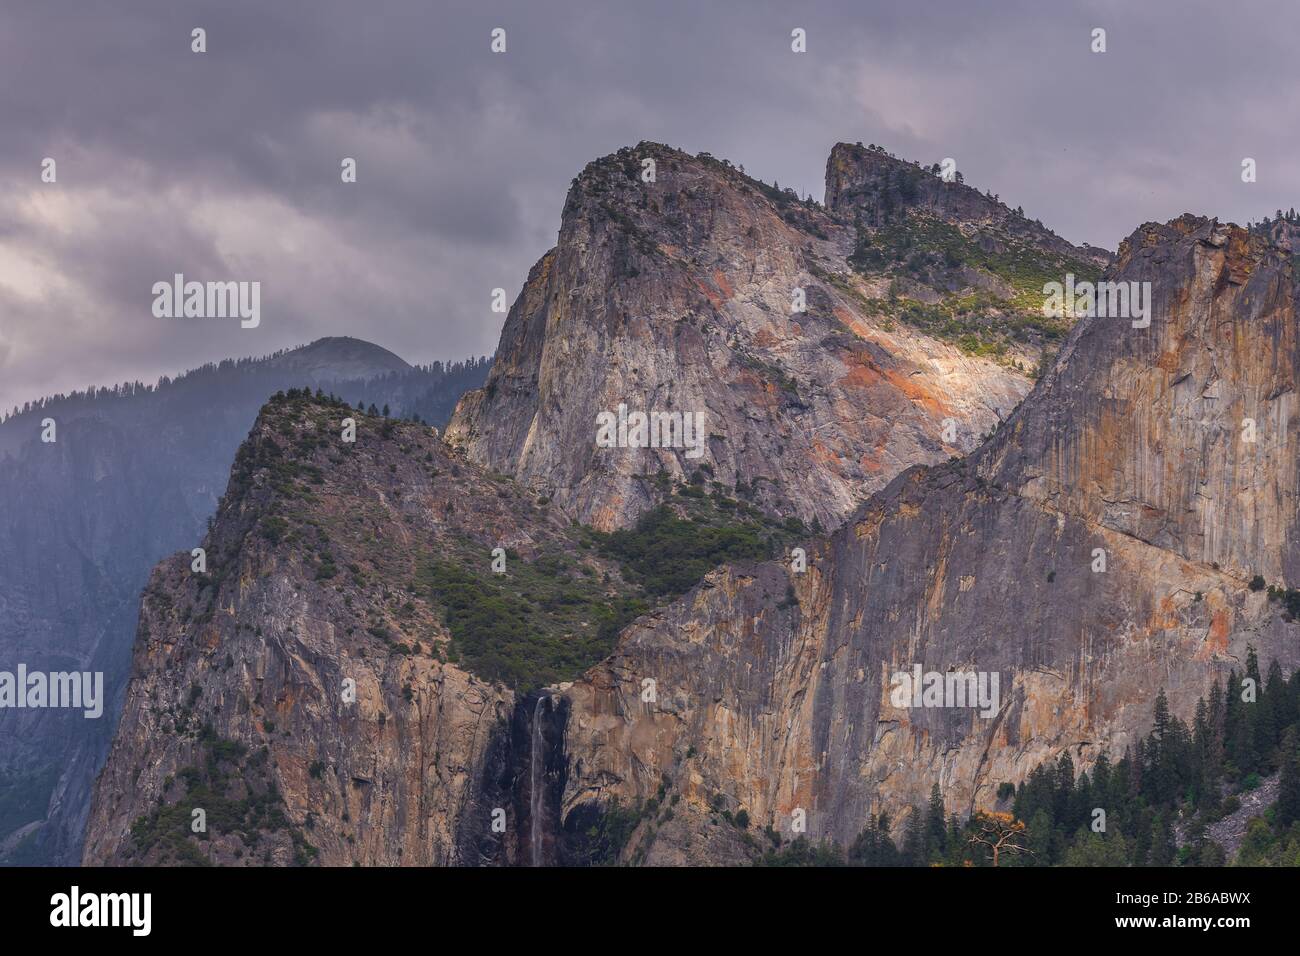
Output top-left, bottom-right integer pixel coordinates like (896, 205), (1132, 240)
(529, 696), (545, 866)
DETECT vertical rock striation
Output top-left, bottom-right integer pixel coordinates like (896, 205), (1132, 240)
(447, 143), (1062, 532)
(556, 217), (1300, 862)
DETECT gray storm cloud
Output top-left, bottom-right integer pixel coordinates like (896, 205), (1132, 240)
(1, 0), (1297, 412)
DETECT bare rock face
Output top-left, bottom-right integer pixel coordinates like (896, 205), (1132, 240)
(447, 143), (1040, 532)
(982, 216), (1300, 582)
(85, 137), (1297, 871)
(82, 395), (627, 866)
(555, 216), (1300, 862)
(0, 338), (486, 866)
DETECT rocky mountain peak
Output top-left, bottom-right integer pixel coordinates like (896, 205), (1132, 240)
(84, 205), (1300, 868)
(447, 141), (1039, 532)
(826, 141), (1000, 222)
(81, 392), (623, 865)
(825, 141), (1110, 267)
(0, 344), (485, 864)
(552, 212), (1300, 861)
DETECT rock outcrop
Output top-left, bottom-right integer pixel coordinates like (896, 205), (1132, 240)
(85, 142), (1300, 870)
(82, 394), (624, 865)
(554, 216), (1300, 861)
(0, 338), (486, 865)
(446, 143), (1093, 532)
(824, 142), (1110, 268)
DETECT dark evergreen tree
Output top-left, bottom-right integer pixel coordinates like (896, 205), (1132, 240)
(902, 806), (926, 865)
(1149, 809), (1175, 865)
(925, 784), (947, 861)
(1053, 752), (1075, 823)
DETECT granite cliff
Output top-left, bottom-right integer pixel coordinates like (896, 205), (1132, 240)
(84, 143), (1299, 867)
(82, 393), (617, 865)
(447, 142), (1105, 532)
(554, 215), (1300, 861)
(0, 338), (486, 865)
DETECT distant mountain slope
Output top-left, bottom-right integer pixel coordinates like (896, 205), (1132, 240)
(0, 338), (488, 864)
(263, 336), (412, 383)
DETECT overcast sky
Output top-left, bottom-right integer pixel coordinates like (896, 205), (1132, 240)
(1, 0), (1296, 413)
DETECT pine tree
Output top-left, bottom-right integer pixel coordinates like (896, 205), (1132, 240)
(1131, 738), (1147, 798)
(1164, 714), (1193, 804)
(848, 812), (902, 866)
(1149, 809), (1175, 865)
(1193, 695), (1220, 809)
(1132, 806), (1154, 865)
(1152, 688), (1171, 740)
(1232, 704), (1258, 776)
(946, 815), (964, 865)
(1223, 669), (1246, 772)
(968, 811), (1033, 867)
(1027, 808), (1056, 865)
(1260, 659), (1286, 765)
(1092, 752), (1112, 799)
(1053, 752), (1075, 823)
(1068, 770), (1093, 827)
(925, 784), (946, 860)
(1111, 750), (1134, 810)
(902, 805), (925, 865)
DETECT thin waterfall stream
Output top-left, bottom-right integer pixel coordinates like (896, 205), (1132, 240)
(529, 695), (545, 866)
